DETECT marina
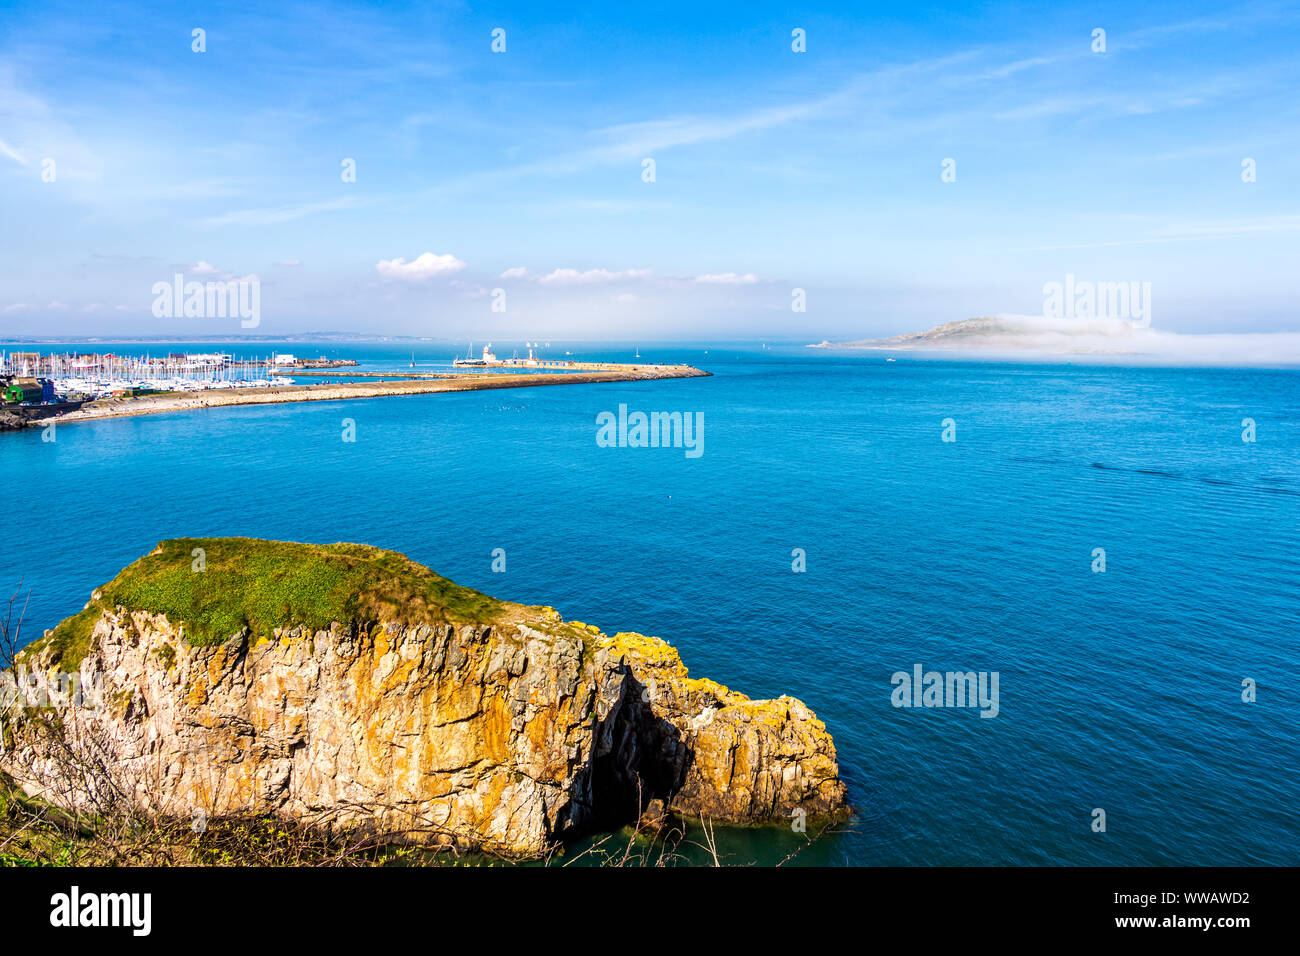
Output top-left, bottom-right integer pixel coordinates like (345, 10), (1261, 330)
(0, 346), (709, 430)
(0, 350), (358, 401)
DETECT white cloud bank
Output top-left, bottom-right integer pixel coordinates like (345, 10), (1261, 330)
(376, 252), (467, 281)
(498, 266), (652, 285)
(498, 267), (764, 286)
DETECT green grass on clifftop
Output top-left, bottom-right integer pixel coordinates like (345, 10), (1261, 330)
(32, 538), (507, 666)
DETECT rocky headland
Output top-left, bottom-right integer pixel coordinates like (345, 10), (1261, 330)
(1, 539), (846, 858)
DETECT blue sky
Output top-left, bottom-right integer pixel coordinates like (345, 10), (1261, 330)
(1, 0), (1298, 340)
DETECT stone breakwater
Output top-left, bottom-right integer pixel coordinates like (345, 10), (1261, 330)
(1, 539), (845, 858)
(45, 365), (710, 428)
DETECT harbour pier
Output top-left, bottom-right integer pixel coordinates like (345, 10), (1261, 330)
(42, 363), (711, 427)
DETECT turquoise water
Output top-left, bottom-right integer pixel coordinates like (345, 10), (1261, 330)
(3, 342), (1298, 865)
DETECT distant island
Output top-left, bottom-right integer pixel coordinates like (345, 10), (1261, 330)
(812, 316), (1300, 366)
(812, 316), (1148, 353)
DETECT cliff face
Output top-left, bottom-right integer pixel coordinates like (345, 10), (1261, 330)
(1, 539), (846, 857)
(0, 410), (29, 432)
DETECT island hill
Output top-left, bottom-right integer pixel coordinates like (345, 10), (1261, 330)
(3, 539), (846, 859)
(810, 315), (1155, 354)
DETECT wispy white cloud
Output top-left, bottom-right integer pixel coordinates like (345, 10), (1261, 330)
(1015, 215), (1300, 251)
(978, 56), (1056, 80)
(198, 197), (363, 228)
(0, 64), (101, 183)
(695, 272), (759, 285)
(147, 178), (249, 200)
(0, 138), (28, 166)
(531, 197), (675, 215)
(1151, 215), (1300, 238)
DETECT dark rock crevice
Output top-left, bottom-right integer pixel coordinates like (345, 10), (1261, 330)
(585, 669), (692, 832)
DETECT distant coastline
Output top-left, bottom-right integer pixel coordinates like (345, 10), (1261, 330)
(0, 333), (468, 345)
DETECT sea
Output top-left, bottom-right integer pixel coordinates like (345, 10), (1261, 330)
(3, 341), (1297, 866)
